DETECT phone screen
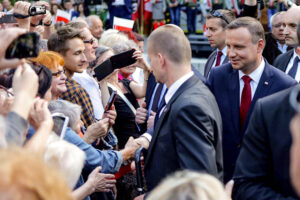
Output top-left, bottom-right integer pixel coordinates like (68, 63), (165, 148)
(105, 90), (117, 112)
(52, 113), (69, 139)
(5, 32), (40, 59)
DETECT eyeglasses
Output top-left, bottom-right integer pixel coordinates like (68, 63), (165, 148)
(83, 38), (95, 45)
(52, 69), (66, 78)
(272, 23), (285, 28)
(0, 85), (14, 97)
(210, 10), (229, 24)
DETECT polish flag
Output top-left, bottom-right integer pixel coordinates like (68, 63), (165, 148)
(113, 17), (134, 31)
(56, 9), (71, 24)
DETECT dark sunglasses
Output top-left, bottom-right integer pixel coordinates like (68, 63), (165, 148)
(52, 69), (66, 78)
(83, 38), (95, 45)
(210, 10), (229, 24)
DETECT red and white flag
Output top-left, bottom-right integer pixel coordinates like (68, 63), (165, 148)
(113, 17), (134, 31)
(56, 9), (71, 24)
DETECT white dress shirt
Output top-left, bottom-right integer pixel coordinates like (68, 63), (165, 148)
(212, 46), (228, 67)
(73, 70), (104, 120)
(276, 42), (288, 53)
(238, 59), (265, 104)
(285, 49), (300, 82)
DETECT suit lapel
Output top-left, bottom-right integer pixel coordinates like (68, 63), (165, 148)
(282, 50), (294, 72)
(204, 50), (217, 77)
(145, 76), (199, 166)
(228, 67), (240, 135)
(222, 56), (229, 65)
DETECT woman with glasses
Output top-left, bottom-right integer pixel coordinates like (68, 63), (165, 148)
(31, 51), (67, 100)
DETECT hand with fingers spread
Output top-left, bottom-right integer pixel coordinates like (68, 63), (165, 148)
(0, 28), (27, 69)
(86, 166), (116, 193)
(132, 50), (150, 72)
(136, 102), (147, 124)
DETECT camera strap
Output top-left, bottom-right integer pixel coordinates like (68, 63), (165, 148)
(13, 13), (30, 19)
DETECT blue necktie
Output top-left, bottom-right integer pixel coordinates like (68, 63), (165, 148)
(153, 89), (168, 128)
(288, 57), (300, 79)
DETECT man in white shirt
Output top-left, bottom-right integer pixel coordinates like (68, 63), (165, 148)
(134, 24), (223, 200)
(206, 17), (297, 183)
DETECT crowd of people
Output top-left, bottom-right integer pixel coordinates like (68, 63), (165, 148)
(2, 0), (300, 200)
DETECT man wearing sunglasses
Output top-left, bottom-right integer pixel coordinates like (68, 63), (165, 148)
(204, 10), (235, 78)
(206, 17), (297, 184)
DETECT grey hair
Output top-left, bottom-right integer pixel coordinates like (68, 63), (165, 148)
(90, 45), (113, 67)
(86, 15), (100, 28)
(112, 40), (138, 55)
(48, 100), (82, 131)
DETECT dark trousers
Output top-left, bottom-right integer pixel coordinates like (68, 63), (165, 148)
(186, 7), (197, 33)
(170, 6), (181, 26)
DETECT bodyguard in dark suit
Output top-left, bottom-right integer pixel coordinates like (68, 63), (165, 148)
(134, 24), (223, 200)
(204, 9), (236, 78)
(273, 7), (300, 81)
(232, 86), (300, 200)
(206, 17), (297, 183)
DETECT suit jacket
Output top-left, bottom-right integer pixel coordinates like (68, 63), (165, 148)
(204, 49), (229, 78)
(263, 32), (286, 65)
(144, 75), (223, 191)
(206, 61), (297, 183)
(273, 48), (294, 72)
(233, 85), (300, 200)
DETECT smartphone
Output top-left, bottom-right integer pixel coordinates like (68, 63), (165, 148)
(105, 90), (117, 113)
(0, 14), (17, 24)
(94, 49), (136, 81)
(28, 5), (46, 16)
(5, 32), (40, 59)
(52, 113), (69, 139)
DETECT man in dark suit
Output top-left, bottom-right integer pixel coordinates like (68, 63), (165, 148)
(232, 85), (300, 200)
(263, 11), (291, 65)
(134, 24), (223, 200)
(204, 9), (236, 78)
(206, 17), (297, 184)
(107, 0), (132, 28)
(273, 7), (300, 81)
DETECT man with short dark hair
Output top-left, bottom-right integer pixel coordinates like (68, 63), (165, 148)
(232, 21), (300, 200)
(206, 17), (297, 183)
(204, 9), (236, 78)
(48, 26), (95, 129)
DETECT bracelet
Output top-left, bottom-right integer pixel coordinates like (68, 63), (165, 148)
(30, 22), (39, 27)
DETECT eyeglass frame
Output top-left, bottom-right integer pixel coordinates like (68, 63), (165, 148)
(83, 38), (95, 45)
(210, 10), (230, 24)
(52, 69), (66, 78)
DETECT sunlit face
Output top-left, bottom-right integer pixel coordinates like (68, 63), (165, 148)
(271, 13), (286, 42)
(81, 28), (98, 62)
(283, 8), (300, 47)
(90, 18), (103, 39)
(63, 38), (87, 74)
(147, 43), (165, 83)
(226, 27), (263, 74)
(51, 65), (67, 99)
(205, 18), (226, 50)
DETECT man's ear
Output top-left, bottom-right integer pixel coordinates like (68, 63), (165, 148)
(157, 53), (165, 67)
(257, 39), (265, 54)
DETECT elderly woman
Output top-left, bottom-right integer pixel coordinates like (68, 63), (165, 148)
(31, 51), (67, 100)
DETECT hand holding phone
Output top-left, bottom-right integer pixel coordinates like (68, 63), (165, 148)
(94, 49), (137, 81)
(5, 32), (40, 59)
(105, 90), (117, 113)
(52, 113), (69, 139)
